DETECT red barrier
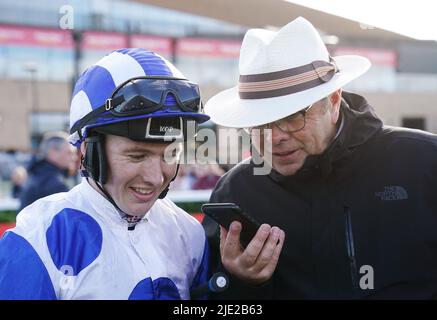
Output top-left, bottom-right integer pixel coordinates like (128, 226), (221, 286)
(192, 213), (204, 223)
(0, 222), (15, 237)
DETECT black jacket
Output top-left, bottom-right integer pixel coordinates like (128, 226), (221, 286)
(19, 159), (69, 211)
(203, 92), (437, 299)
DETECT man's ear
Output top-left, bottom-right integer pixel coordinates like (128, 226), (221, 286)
(329, 88), (342, 124)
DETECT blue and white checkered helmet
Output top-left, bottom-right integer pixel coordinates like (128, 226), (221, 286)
(69, 48), (209, 147)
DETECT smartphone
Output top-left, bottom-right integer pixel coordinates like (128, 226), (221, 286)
(201, 203), (261, 248)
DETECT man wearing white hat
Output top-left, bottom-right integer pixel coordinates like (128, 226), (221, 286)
(203, 17), (437, 299)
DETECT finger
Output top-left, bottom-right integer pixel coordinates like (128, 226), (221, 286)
(219, 226), (228, 255)
(240, 224), (271, 267)
(252, 226), (282, 272)
(261, 229), (285, 277)
(222, 221), (243, 260)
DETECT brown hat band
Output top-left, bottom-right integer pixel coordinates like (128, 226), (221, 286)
(238, 59), (338, 99)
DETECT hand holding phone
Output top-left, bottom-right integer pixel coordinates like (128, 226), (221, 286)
(201, 203), (261, 248)
(203, 202), (285, 286)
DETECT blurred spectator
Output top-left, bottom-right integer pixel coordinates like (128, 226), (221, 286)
(67, 145), (81, 187)
(170, 164), (197, 190)
(0, 150), (19, 180)
(192, 164), (225, 190)
(10, 166), (27, 198)
(18, 131), (76, 210)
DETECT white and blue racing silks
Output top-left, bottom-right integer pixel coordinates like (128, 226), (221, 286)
(0, 179), (209, 300)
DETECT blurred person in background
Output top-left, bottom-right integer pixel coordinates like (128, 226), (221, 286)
(18, 131), (75, 211)
(10, 166), (27, 199)
(67, 145), (81, 186)
(170, 164), (196, 190)
(192, 164), (225, 190)
(0, 150), (19, 182)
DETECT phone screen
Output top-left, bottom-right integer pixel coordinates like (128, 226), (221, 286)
(201, 203), (261, 248)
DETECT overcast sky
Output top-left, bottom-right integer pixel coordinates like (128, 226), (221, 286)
(287, 0), (437, 41)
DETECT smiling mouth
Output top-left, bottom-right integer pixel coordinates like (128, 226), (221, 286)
(131, 187), (154, 195)
(273, 149), (298, 157)
(130, 187), (157, 202)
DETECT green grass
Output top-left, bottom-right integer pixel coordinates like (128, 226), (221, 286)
(0, 211), (17, 223)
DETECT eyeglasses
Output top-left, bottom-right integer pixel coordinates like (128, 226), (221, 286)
(70, 76), (201, 135)
(246, 102), (317, 135)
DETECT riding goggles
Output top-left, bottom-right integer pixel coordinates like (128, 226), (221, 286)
(70, 76), (202, 136)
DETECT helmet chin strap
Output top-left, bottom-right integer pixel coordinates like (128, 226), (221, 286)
(90, 179), (145, 230)
(158, 163), (180, 199)
(85, 176), (126, 215)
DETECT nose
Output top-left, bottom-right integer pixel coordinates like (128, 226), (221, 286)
(270, 123), (292, 145)
(140, 156), (165, 187)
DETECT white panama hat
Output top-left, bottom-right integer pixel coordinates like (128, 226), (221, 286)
(205, 17), (371, 128)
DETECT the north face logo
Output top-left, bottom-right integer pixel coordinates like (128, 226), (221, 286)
(375, 186), (408, 200)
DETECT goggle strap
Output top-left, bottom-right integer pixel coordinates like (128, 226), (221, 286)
(70, 105), (106, 134)
(70, 96), (126, 135)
